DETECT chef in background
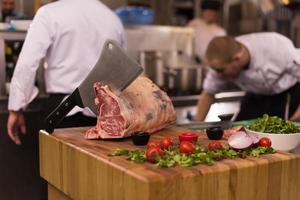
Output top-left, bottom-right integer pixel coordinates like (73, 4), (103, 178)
(195, 32), (300, 121)
(187, 0), (226, 63)
(7, 0), (126, 145)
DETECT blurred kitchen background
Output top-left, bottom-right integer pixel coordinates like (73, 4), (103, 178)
(1, 0), (300, 199)
(2, 0), (300, 123)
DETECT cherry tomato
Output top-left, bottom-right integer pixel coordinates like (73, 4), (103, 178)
(259, 137), (272, 147)
(146, 147), (163, 163)
(147, 140), (160, 149)
(160, 137), (174, 150)
(179, 141), (195, 154)
(208, 141), (223, 151)
(179, 132), (198, 143)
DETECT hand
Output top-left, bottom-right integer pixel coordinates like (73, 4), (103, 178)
(195, 91), (214, 121)
(290, 105), (300, 121)
(7, 111), (26, 145)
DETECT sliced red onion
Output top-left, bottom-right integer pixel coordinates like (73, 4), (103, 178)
(247, 132), (259, 144)
(228, 131), (253, 150)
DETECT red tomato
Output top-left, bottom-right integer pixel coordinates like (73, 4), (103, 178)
(160, 137), (174, 150)
(208, 141), (223, 151)
(179, 141), (195, 154)
(147, 140), (160, 149)
(179, 132), (198, 143)
(146, 147), (163, 163)
(259, 137), (272, 147)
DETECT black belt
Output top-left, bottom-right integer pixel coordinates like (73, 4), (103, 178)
(48, 93), (69, 98)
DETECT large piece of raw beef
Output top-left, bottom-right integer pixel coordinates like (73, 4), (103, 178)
(85, 76), (177, 139)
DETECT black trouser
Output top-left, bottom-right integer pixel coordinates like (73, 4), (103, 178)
(235, 83), (300, 121)
(43, 94), (97, 129)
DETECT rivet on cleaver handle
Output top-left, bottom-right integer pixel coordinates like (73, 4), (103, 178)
(44, 88), (83, 133)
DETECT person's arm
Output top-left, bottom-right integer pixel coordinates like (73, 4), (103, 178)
(195, 90), (214, 121)
(290, 104), (300, 121)
(195, 67), (228, 121)
(9, 7), (53, 111)
(7, 111), (26, 145)
(7, 7), (53, 144)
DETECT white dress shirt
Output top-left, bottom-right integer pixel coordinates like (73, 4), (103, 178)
(187, 18), (226, 62)
(203, 32), (300, 95)
(8, 0), (126, 116)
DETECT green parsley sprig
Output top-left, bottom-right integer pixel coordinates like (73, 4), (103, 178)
(109, 145), (276, 168)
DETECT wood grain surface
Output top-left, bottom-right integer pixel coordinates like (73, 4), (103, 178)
(48, 184), (71, 200)
(39, 126), (300, 200)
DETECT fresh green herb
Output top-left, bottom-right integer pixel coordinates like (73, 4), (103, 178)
(191, 152), (214, 165)
(126, 150), (146, 163)
(174, 154), (196, 167)
(223, 148), (239, 159)
(156, 149), (177, 167)
(109, 145), (276, 168)
(108, 148), (146, 163)
(156, 147), (215, 167)
(108, 148), (129, 156)
(248, 114), (300, 134)
(245, 147), (276, 157)
(157, 156), (176, 168)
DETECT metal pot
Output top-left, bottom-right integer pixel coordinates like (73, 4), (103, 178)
(165, 65), (203, 93)
(138, 51), (165, 87)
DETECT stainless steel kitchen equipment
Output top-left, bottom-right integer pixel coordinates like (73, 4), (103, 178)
(139, 51), (165, 87)
(44, 40), (143, 133)
(174, 91), (245, 125)
(164, 65), (203, 93)
(125, 25), (195, 88)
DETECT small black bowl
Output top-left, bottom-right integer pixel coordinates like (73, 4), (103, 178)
(206, 126), (224, 140)
(218, 114), (234, 121)
(132, 131), (150, 146)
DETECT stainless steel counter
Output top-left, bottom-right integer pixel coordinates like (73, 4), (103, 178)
(171, 90), (244, 107)
(174, 91), (244, 123)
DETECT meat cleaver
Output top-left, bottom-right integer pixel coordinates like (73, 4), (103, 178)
(44, 40), (143, 133)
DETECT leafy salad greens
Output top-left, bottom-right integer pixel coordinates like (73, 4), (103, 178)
(247, 114), (300, 134)
(109, 145), (275, 168)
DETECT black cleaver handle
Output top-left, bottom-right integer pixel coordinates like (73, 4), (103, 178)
(44, 88), (83, 133)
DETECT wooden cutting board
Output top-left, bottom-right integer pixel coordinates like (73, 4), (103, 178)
(39, 126), (300, 200)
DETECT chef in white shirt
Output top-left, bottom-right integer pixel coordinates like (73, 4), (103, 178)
(7, 0), (126, 145)
(187, 0), (226, 63)
(195, 32), (300, 121)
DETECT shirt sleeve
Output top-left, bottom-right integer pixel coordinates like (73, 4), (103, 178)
(8, 7), (54, 111)
(203, 69), (230, 95)
(262, 34), (300, 83)
(287, 49), (300, 80)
